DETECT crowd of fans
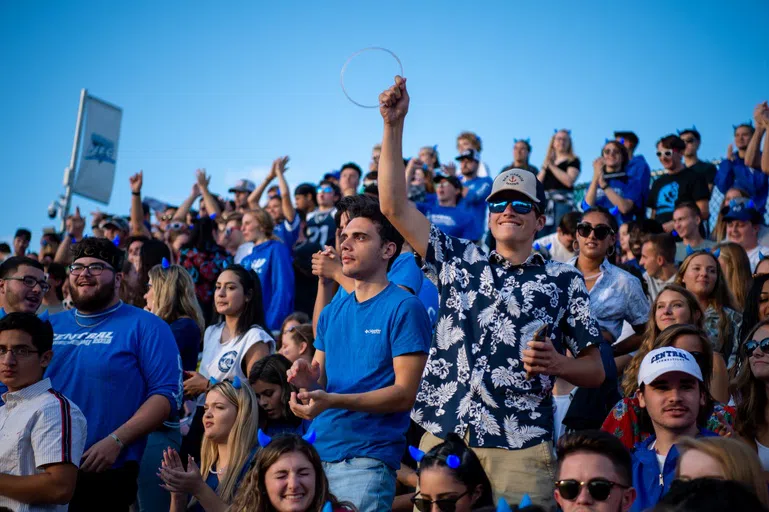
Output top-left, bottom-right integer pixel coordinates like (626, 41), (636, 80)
(1, 83), (769, 512)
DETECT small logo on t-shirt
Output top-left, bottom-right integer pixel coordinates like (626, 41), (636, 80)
(364, 329), (381, 335)
(218, 350), (238, 372)
(250, 258), (267, 274)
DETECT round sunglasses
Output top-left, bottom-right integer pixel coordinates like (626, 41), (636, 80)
(576, 223), (614, 241)
(555, 478), (627, 501)
(744, 337), (769, 358)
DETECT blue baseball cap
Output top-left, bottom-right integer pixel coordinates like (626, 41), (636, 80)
(723, 198), (762, 224)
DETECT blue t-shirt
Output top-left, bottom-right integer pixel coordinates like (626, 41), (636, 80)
(313, 283), (431, 469)
(170, 317), (202, 372)
(417, 203), (475, 239)
(274, 215), (302, 249)
(240, 240), (295, 332)
(47, 304), (183, 467)
(462, 176), (493, 241)
(417, 275), (439, 328)
(626, 155), (651, 213)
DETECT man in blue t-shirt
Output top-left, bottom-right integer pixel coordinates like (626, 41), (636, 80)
(288, 195), (431, 512)
(417, 174), (474, 239)
(456, 149), (493, 242)
(46, 238), (182, 512)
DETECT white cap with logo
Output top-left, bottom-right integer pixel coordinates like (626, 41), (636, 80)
(637, 347), (703, 386)
(486, 168), (546, 205)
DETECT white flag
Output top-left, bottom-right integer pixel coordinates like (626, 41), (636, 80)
(73, 95), (122, 204)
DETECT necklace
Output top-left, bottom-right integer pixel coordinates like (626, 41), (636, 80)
(211, 465), (229, 475)
(74, 301), (123, 329)
(583, 272), (603, 281)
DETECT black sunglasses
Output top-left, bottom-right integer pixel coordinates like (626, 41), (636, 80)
(412, 491), (468, 512)
(488, 200), (536, 215)
(555, 479), (627, 501)
(744, 337), (769, 358)
(576, 223), (614, 241)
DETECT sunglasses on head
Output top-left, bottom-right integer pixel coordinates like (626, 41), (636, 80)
(744, 337), (769, 358)
(576, 223), (614, 240)
(656, 149), (674, 158)
(488, 200), (536, 215)
(411, 491), (468, 512)
(555, 479), (627, 501)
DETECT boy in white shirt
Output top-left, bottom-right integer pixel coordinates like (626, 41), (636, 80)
(0, 313), (87, 511)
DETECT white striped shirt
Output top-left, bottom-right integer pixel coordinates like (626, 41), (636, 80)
(0, 378), (87, 512)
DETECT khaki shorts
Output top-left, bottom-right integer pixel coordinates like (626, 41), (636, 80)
(418, 431), (556, 511)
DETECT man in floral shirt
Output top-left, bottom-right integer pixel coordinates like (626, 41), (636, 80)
(378, 76), (605, 509)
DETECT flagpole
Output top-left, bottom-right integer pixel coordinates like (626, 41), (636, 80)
(60, 88), (87, 232)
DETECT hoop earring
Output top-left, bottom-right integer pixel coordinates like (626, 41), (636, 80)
(607, 245), (616, 257)
(572, 240), (580, 253)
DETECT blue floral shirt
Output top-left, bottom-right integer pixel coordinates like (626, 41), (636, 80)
(567, 257), (650, 342)
(414, 225), (602, 450)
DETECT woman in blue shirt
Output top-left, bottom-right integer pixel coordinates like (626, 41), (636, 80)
(160, 379), (259, 512)
(248, 354), (310, 437)
(583, 140), (644, 226)
(139, 262), (206, 512)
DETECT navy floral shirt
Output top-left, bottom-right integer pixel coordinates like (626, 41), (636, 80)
(413, 225), (601, 450)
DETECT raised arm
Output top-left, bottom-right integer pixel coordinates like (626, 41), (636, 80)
(55, 207), (85, 265)
(129, 172), (151, 237)
(172, 182), (201, 222)
(377, 76), (431, 259)
(273, 156), (296, 223)
(247, 164), (275, 209)
(746, 102), (768, 170)
(195, 169), (222, 218)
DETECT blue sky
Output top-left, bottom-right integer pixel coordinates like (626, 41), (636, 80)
(1, 0), (768, 247)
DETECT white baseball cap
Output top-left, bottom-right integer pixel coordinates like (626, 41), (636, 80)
(486, 168), (546, 205)
(637, 347), (703, 386)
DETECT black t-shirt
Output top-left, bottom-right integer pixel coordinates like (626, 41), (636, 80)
(687, 160), (718, 187)
(647, 168), (710, 224)
(305, 208), (336, 248)
(542, 158), (581, 191)
(292, 240), (322, 317)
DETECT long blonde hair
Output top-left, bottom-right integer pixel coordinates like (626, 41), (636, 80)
(675, 251), (738, 356)
(621, 286), (705, 397)
(675, 436), (769, 507)
(199, 381), (259, 505)
(147, 264), (204, 338)
(544, 129), (576, 162)
(716, 242), (753, 310)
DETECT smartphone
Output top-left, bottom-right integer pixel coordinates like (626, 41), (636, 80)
(533, 324), (549, 341)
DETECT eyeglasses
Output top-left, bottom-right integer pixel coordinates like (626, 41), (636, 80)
(166, 222), (187, 232)
(317, 186), (334, 194)
(744, 337), (769, 358)
(576, 223), (614, 241)
(681, 138), (696, 144)
(488, 200), (535, 215)
(411, 491), (468, 512)
(160, 214), (174, 221)
(602, 149), (621, 156)
(555, 479), (627, 501)
(656, 150), (674, 158)
(3, 276), (51, 293)
(0, 346), (40, 358)
(69, 263), (115, 276)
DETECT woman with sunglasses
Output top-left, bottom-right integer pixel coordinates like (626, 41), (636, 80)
(239, 208), (295, 332)
(538, 129), (581, 236)
(675, 250), (742, 367)
(731, 318), (769, 469)
(248, 354), (309, 437)
(408, 434), (494, 512)
(674, 436), (769, 507)
(583, 141), (642, 225)
(603, 321), (733, 451)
